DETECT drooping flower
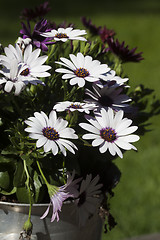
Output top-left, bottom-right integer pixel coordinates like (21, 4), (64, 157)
(55, 52), (110, 87)
(25, 110), (78, 156)
(85, 83), (131, 112)
(0, 43), (51, 84)
(20, 1), (51, 21)
(41, 171), (80, 222)
(20, 19), (55, 51)
(79, 108), (140, 158)
(41, 27), (87, 42)
(107, 38), (144, 63)
(53, 101), (96, 114)
(75, 174), (103, 226)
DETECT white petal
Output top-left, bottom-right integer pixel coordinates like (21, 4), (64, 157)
(77, 78), (85, 87)
(112, 143), (123, 158)
(82, 133), (99, 139)
(118, 126), (138, 136)
(118, 135), (140, 142)
(55, 68), (73, 74)
(115, 139), (133, 150)
(99, 141), (108, 153)
(79, 123), (99, 134)
(59, 128), (78, 139)
(115, 118), (132, 132)
(4, 81), (14, 92)
(36, 136), (47, 148)
(43, 140), (52, 152)
(92, 138), (104, 146)
(108, 142), (116, 156)
(51, 141), (59, 155)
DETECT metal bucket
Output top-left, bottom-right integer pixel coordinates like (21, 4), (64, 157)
(0, 201), (103, 240)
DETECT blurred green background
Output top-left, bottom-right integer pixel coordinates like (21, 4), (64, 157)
(0, 0), (160, 239)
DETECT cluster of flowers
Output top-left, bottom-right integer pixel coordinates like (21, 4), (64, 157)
(0, 1), (142, 231)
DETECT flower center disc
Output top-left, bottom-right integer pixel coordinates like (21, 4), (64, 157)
(98, 95), (113, 107)
(20, 68), (30, 76)
(55, 33), (69, 38)
(70, 104), (82, 109)
(100, 127), (117, 142)
(42, 127), (59, 140)
(74, 68), (89, 78)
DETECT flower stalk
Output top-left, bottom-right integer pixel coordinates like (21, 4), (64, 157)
(23, 159), (33, 236)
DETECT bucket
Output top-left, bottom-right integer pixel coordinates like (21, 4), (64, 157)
(0, 201), (103, 240)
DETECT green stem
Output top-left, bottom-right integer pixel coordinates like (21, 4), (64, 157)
(23, 159), (32, 221)
(47, 44), (56, 63)
(36, 161), (58, 198)
(36, 160), (49, 186)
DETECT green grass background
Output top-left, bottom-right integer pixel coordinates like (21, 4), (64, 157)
(0, 0), (160, 239)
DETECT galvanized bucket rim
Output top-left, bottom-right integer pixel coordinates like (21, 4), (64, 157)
(0, 200), (73, 207)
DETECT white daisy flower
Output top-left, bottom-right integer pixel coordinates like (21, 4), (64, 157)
(85, 83), (131, 112)
(25, 110), (78, 156)
(75, 174), (102, 226)
(16, 37), (32, 51)
(0, 58), (35, 95)
(0, 44), (51, 85)
(53, 101), (96, 114)
(55, 52), (110, 87)
(40, 27), (87, 42)
(79, 108), (140, 158)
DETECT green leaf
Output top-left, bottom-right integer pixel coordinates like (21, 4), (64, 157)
(33, 171), (44, 203)
(20, 154), (34, 167)
(0, 155), (16, 163)
(16, 186), (34, 204)
(0, 171), (10, 190)
(0, 187), (16, 195)
(13, 161), (26, 187)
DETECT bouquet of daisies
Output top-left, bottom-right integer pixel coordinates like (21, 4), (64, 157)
(0, 1), (157, 238)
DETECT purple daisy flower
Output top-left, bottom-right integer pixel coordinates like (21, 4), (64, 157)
(85, 83), (131, 112)
(20, 1), (51, 21)
(107, 37), (144, 63)
(20, 19), (55, 51)
(41, 171), (80, 222)
(81, 17), (102, 35)
(99, 26), (116, 43)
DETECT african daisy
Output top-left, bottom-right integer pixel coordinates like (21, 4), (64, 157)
(79, 108), (140, 158)
(85, 83), (131, 112)
(53, 101), (96, 114)
(25, 110), (78, 156)
(40, 27), (87, 42)
(41, 171), (80, 222)
(75, 174), (102, 226)
(55, 52), (110, 87)
(0, 43), (51, 81)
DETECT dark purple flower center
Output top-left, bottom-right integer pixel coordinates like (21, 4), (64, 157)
(42, 127), (59, 140)
(100, 127), (117, 142)
(74, 68), (89, 78)
(20, 68), (30, 76)
(98, 95), (113, 107)
(78, 191), (86, 207)
(70, 104), (82, 109)
(55, 33), (69, 39)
